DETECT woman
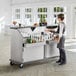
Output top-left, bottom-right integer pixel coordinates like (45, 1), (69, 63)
(46, 14), (66, 65)
(56, 14), (66, 65)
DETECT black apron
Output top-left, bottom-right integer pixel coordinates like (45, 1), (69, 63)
(57, 23), (65, 49)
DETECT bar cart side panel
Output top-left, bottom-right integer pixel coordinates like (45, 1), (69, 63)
(45, 41), (59, 58)
(11, 29), (23, 63)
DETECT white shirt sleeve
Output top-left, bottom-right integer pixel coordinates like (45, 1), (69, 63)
(59, 23), (64, 38)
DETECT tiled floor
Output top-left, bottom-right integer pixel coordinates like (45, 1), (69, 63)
(0, 34), (76, 76)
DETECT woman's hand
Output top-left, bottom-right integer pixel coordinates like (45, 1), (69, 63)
(45, 29), (50, 32)
(54, 35), (60, 43)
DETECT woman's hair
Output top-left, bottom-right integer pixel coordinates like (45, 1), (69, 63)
(57, 14), (64, 21)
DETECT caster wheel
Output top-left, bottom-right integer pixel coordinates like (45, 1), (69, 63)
(10, 61), (14, 66)
(19, 64), (23, 68)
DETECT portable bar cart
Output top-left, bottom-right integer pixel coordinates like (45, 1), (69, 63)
(10, 26), (59, 68)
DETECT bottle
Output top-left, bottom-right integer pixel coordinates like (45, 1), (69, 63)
(30, 35), (32, 43)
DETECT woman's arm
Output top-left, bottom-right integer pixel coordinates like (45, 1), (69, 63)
(45, 28), (55, 32)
